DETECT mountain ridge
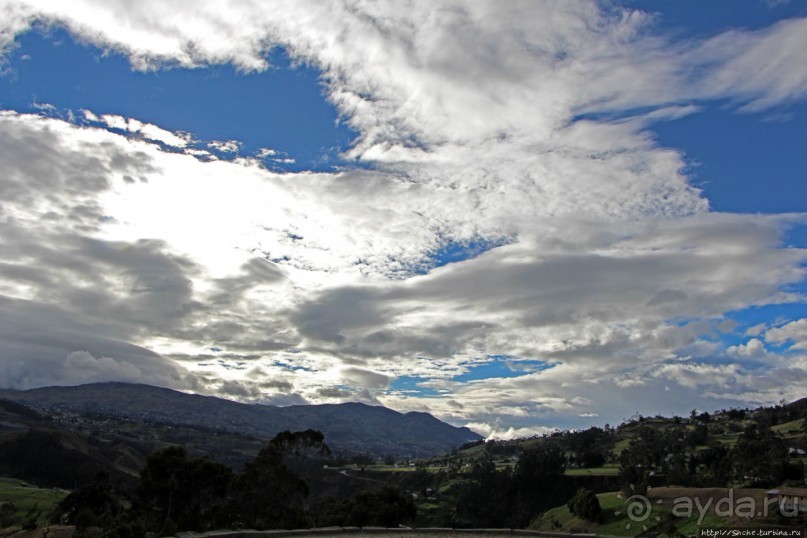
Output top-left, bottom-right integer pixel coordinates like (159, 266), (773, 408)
(0, 382), (481, 457)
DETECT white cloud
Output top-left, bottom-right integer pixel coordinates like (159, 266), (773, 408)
(766, 319), (807, 350)
(99, 113), (127, 130)
(0, 1), (33, 55)
(97, 113), (191, 147)
(652, 362), (742, 390)
(465, 422), (554, 441)
(80, 109), (100, 122)
(138, 122), (191, 148)
(65, 351), (141, 380)
(1, 111), (803, 425)
(208, 139), (241, 153)
(726, 338), (771, 359)
(746, 322), (769, 337)
(698, 18), (807, 111)
(256, 147), (277, 158)
(341, 367), (393, 390)
(0, 2), (805, 429)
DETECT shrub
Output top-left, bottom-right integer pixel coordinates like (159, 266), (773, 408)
(569, 488), (601, 522)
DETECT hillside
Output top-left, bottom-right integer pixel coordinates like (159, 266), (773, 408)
(0, 399), (151, 489)
(0, 383), (481, 458)
(530, 487), (791, 536)
(438, 403), (807, 470)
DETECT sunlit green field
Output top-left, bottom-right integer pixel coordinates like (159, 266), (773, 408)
(0, 477), (67, 528)
(565, 464), (619, 476)
(530, 487), (785, 537)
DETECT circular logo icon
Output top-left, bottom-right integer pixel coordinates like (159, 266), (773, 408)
(614, 485), (662, 531)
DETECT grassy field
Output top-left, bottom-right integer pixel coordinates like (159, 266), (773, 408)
(565, 464), (619, 476)
(772, 418), (805, 436)
(611, 437), (632, 456)
(531, 491), (642, 537)
(715, 432), (742, 447)
(0, 477), (67, 528)
(530, 487), (787, 537)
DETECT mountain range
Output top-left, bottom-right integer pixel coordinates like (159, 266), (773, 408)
(0, 382), (481, 458)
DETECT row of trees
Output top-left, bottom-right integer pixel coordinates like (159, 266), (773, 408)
(619, 421), (804, 495)
(428, 445), (579, 528)
(40, 405), (807, 534)
(53, 430), (417, 536)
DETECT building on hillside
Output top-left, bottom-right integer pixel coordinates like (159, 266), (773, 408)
(766, 487), (807, 514)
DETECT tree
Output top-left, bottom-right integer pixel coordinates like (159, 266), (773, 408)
(579, 449), (606, 468)
(726, 408), (747, 420)
(732, 423), (788, 486)
(686, 424), (709, 447)
(697, 441), (732, 486)
(454, 459), (514, 528)
(511, 445), (569, 526)
(317, 486), (416, 528)
(567, 427), (605, 462)
(568, 487), (602, 522)
(132, 446), (234, 533)
(230, 437), (312, 529)
(619, 448), (649, 497)
(52, 472), (120, 526)
(269, 429), (331, 475)
(513, 445), (566, 486)
(72, 508), (96, 535)
(618, 426), (668, 496)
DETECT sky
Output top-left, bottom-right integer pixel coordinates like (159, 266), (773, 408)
(0, 1), (806, 440)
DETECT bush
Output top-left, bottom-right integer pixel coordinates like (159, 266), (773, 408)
(568, 488), (601, 523)
(73, 508), (96, 530)
(22, 503), (40, 530)
(317, 486), (416, 528)
(0, 501), (18, 527)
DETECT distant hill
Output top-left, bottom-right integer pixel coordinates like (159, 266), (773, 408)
(0, 398), (47, 426)
(0, 383), (482, 457)
(785, 396), (807, 416)
(0, 399), (148, 489)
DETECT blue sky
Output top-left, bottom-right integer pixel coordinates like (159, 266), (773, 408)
(0, 27), (355, 172)
(1, 0), (806, 439)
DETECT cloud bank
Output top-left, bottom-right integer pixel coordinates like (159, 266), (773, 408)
(0, 1), (806, 429)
